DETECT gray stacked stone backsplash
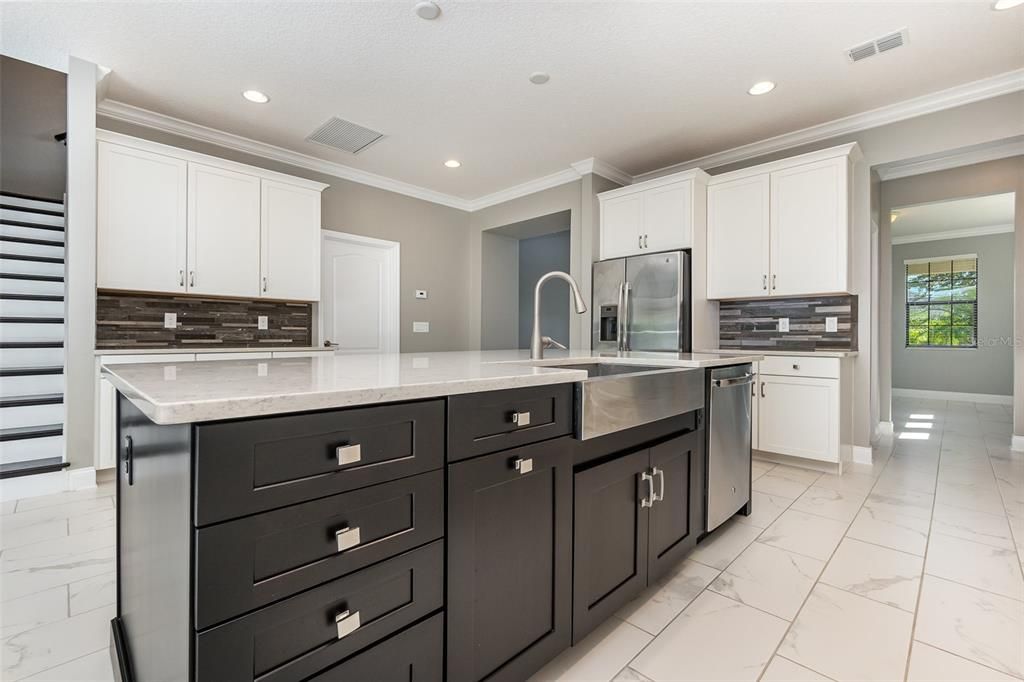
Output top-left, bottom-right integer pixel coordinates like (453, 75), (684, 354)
(718, 295), (858, 352)
(96, 291), (313, 349)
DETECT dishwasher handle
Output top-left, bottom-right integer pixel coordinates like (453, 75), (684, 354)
(711, 373), (755, 388)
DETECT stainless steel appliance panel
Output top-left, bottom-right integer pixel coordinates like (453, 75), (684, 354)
(591, 259), (626, 352)
(706, 364), (753, 532)
(625, 251), (690, 352)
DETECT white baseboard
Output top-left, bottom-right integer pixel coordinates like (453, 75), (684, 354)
(1013, 434), (1024, 452)
(0, 466), (97, 502)
(877, 421), (894, 436)
(851, 445), (874, 465)
(892, 388), (1013, 405)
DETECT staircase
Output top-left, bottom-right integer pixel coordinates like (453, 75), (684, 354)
(0, 190), (68, 479)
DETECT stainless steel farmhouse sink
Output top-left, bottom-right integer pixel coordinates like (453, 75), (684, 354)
(540, 362), (705, 440)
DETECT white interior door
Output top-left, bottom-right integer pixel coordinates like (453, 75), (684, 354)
(320, 231), (400, 353)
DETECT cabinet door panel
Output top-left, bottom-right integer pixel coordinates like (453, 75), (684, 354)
(187, 162), (261, 297)
(706, 175), (770, 299)
(97, 142), (187, 293)
(600, 193), (643, 259)
(572, 449), (649, 643)
(770, 158), (848, 296)
(447, 438), (573, 682)
(758, 375), (839, 462)
(643, 180), (692, 251)
(648, 430), (704, 582)
(261, 179), (322, 301)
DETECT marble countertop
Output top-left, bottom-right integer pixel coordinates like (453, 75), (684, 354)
(95, 346), (333, 356)
(103, 349), (762, 425)
(700, 348), (859, 358)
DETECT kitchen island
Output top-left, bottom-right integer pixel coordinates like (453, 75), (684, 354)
(104, 349), (760, 682)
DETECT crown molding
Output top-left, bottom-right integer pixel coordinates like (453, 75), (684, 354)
(876, 137), (1024, 181)
(633, 68), (1024, 182)
(463, 167), (582, 212)
(570, 158), (633, 186)
(96, 99), (475, 211)
(891, 223), (1015, 245)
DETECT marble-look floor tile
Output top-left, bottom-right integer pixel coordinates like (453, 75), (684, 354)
(760, 509), (848, 561)
(2, 604), (115, 680)
(616, 560), (720, 635)
(1, 500), (16, 515)
(916, 575), (1024, 678)
(907, 641), (1021, 682)
(925, 532), (1024, 600)
(936, 481), (1006, 516)
(0, 519), (67, 552)
(779, 583), (914, 681)
(760, 656), (833, 681)
(20, 649), (114, 682)
(814, 470), (877, 495)
(688, 519), (762, 570)
(790, 485), (866, 523)
(751, 460), (776, 481)
(932, 504), (1016, 551)
(631, 591), (789, 682)
(530, 617), (650, 682)
(846, 505), (931, 556)
(0, 546), (114, 602)
(612, 667), (653, 682)
(753, 467), (821, 500)
(0, 584), (67, 639)
(708, 541), (824, 620)
(13, 488), (112, 514)
(0, 498), (113, 534)
(1, 530), (114, 571)
(819, 538), (922, 611)
(67, 509), (115, 537)
(68, 572), (115, 617)
(735, 491), (792, 530)
(864, 488), (935, 521)
(872, 466), (938, 495)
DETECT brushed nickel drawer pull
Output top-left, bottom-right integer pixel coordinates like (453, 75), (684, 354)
(652, 467), (665, 503)
(335, 526), (361, 552)
(641, 471), (655, 508)
(335, 609), (360, 639)
(514, 457), (533, 474)
(792, 364), (800, 370)
(336, 443), (361, 466)
(511, 411), (531, 427)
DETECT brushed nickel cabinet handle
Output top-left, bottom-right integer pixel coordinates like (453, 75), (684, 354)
(335, 610), (360, 639)
(514, 457), (533, 474)
(772, 274), (776, 290)
(335, 526), (361, 552)
(179, 270), (185, 287)
(762, 274), (767, 290)
(652, 467), (665, 503)
(792, 364), (800, 370)
(189, 271), (195, 287)
(643, 234), (648, 248)
(511, 411), (531, 427)
(638, 234), (643, 249)
(262, 276), (268, 293)
(760, 381), (766, 398)
(641, 471), (655, 508)
(336, 443), (361, 466)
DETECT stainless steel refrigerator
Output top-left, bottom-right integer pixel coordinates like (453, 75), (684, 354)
(592, 250), (691, 353)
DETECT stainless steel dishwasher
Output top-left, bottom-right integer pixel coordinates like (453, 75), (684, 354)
(706, 364), (754, 532)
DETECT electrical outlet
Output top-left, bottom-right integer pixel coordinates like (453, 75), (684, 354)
(164, 312), (177, 329)
(415, 290), (428, 299)
(257, 362), (268, 377)
(413, 321), (430, 333)
(778, 317), (790, 333)
(163, 365), (177, 381)
(257, 315), (269, 330)
(825, 316), (838, 333)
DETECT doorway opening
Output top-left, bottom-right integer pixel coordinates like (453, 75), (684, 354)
(480, 210), (572, 350)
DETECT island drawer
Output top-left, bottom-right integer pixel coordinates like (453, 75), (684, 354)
(193, 399), (445, 526)
(308, 613), (443, 681)
(194, 540), (444, 682)
(194, 470), (444, 629)
(447, 383), (572, 461)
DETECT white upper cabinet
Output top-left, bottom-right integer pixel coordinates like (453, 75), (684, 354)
(598, 171), (707, 260)
(705, 143), (859, 300)
(97, 141), (188, 294)
(96, 131), (328, 301)
(187, 163), (261, 298)
(260, 179), (321, 301)
(706, 175), (770, 299)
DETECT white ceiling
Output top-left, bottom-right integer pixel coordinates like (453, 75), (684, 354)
(4, 2), (1023, 200)
(891, 192), (1016, 238)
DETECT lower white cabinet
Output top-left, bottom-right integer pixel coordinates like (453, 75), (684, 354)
(751, 363), (760, 451)
(758, 374), (839, 463)
(96, 376), (118, 471)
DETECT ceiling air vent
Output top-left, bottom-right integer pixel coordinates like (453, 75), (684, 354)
(306, 117), (384, 154)
(847, 28), (909, 62)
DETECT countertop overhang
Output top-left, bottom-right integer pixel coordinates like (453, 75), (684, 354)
(102, 349), (763, 425)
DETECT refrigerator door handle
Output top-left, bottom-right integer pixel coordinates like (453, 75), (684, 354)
(616, 281), (625, 352)
(621, 281), (631, 351)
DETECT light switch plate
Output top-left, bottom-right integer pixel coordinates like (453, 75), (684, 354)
(257, 315), (269, 330)
(413, 321), (430, 333)
(825, 316), (838, 333)
(257, 362), (268, 377)
(163, 365), (177, 381)
(163, 312), (177, 329)
(415, 290), (428, 299)
(778, 317), (790, 333)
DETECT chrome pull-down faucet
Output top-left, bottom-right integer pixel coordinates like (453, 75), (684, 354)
(530, 271), (588, 360)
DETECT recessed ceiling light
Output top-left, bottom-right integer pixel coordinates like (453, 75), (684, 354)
(242, 90), (270, 104)
(529, 72), (551, 85)
(993, 0), (1024, 8)
(747, 81), (776, 96)
(414, 1), (441, 19)
(444, 159), (461, 168)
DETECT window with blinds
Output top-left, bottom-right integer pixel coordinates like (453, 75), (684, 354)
(905, 255), (978, 348)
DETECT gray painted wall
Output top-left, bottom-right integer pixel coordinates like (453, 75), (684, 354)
(480, 231), (519, 350)
(1, 56), (66, 198)
(518, 231), (571, 349)
(891, 232), (1014, 396)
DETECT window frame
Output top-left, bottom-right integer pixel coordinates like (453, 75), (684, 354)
(904, 254), (978, 350)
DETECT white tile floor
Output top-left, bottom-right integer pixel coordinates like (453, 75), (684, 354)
(1, 400), (1021, 681)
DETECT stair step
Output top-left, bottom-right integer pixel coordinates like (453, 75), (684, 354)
(0, 393), (63, 408)
(0, 219), (65, 233)
(0, 316), (64, 324)
(0, 340), (64, 349)
(0, 272), (63, 283)
(0, 347), (65, 371)
(0, 252), (64, 265)
(0, 203), (63, 218)
(0, 209), (64, 230)
(0, 366), (63, 377)
(0, 292), (64, 302)
(0, 457), (69, 479)
(0, 234), (65, 248)
(0, 423), (63, 442)
(0, 191), (64, 211)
